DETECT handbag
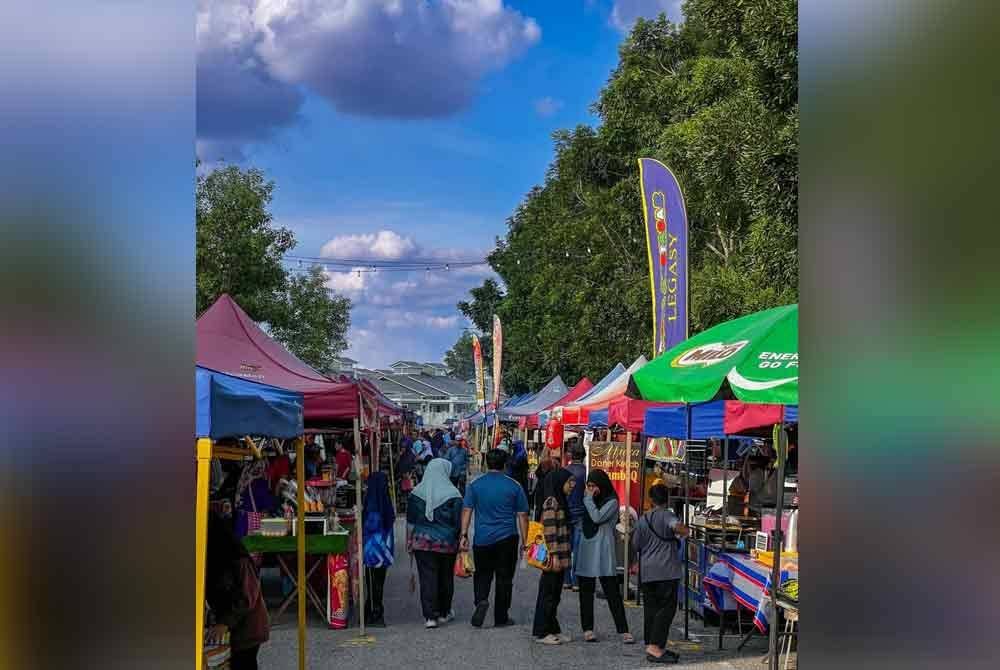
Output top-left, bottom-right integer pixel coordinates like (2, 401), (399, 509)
(454, 551), (475, 578)
(524, 521), (552, 571)
(401, 474), (414, 492)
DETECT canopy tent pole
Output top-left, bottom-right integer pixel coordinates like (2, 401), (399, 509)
(195, 438), (212, 670)
(623, 430), (633, 603)
(719, 437), (729, 651)
(295, 436), (306, 670)
(684, 405), (693, 641)
(353, 416), (366, 637)
(768, 425), (788, 670)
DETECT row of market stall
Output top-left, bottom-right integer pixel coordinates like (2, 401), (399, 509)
(195, 294), (417, 670)
(461, 303), (799, 668)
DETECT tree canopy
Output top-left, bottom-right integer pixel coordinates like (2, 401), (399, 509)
(457, 0), (797, 393)
(197, 163), (352, 371)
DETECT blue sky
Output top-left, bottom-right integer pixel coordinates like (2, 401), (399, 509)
(197, 0), (682, 369)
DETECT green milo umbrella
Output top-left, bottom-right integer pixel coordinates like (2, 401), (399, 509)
(631, 304), (798, 404)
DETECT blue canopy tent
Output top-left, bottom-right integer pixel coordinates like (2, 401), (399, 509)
(196, 365), (304, 439)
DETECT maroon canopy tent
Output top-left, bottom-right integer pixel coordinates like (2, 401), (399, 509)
(197, 294), (372, 423)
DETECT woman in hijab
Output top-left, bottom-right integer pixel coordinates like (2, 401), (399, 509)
(363, 471), (395, 627)
(532, 468), (575, 645)
(576, 469), (633, 643)
(406, 458), (464, 628)
(205, 514), (269, 669)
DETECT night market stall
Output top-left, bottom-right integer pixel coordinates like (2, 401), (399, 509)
(198, 294), (399, 668)
(632, 304), (799, 670)
(195, 366), (304, 670)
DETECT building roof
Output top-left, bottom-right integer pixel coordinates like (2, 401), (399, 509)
(361, 370), (478, 401)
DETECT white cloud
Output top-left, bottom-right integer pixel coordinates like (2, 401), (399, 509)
(533, 96), (564, 117)
(197, 0), (541, 155)
(313, 229), (496, 368)
(610, 0), (684, 32)
(320, 230), (418, 260)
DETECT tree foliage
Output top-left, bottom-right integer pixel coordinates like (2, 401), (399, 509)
(458, 0), (798, 393)
(443, 331), (476, 380)
(269, 265), (351, 373)
(197, 163), (352, 371)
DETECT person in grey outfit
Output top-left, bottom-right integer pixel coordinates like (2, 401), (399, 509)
(631, 484), (688, 664)
(576, 469), (634, 643)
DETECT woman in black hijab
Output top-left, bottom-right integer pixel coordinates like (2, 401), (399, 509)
(531, 468), (575, 644)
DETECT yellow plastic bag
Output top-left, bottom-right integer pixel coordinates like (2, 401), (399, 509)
(525, 521), (550, 571)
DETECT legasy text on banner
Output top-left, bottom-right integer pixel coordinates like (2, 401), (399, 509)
(639, 158), (689, 357)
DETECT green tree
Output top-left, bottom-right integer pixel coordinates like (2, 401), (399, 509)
(270, 265), (352, 373)
(197, 163), (353, 371)
(443, 331), (476, 380)
(459, 0), (797, 393)
(196, 164), (294, 324)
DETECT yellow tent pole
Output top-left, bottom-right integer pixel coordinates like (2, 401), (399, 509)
(295, 436), (306, 670)
(195, 438), (212, 670)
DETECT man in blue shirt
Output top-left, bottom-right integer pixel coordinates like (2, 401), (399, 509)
(460, 449), (529, 628)
(563, 441), (588, 589)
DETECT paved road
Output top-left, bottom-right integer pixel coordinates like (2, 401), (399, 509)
(259, 519), (785, 669)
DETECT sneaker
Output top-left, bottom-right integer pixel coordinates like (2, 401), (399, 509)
(425, 619), (438, 629)
(437, 610), (455, 625)
(536, 634), (562, 645)
(471, 601), (489, 628)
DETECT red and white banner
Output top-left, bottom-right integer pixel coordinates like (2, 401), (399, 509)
(491, 315), (502, 407)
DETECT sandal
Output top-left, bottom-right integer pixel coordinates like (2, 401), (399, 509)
(622, 633), (635, 644)
(584, 631), (597, 643)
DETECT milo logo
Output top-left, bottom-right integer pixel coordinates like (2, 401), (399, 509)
(671, 340), (749, 368)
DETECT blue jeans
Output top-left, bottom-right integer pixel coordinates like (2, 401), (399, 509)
(564, 519), (583, 586)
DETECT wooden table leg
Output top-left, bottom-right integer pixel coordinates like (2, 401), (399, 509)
(274, 555), (298, 622)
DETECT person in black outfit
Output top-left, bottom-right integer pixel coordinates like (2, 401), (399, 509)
(205, 514), (269, 670)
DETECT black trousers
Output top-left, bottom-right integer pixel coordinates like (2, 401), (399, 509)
(414, 550), (456, 621)
(641, 579), (680, 648)
(230, 645), (259, 670)
(532, 570), (566, 637)
(365, 566), (388, 620)
(579, 575), (629, 634)
(472, 535), (518, 625)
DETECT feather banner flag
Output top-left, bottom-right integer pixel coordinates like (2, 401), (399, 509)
(491, 315), (502, 408)
(472, 334), (486, 411)
(638, 158), (689, 357)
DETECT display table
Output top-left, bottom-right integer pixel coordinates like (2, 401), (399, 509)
(702, 553), (797, 634)
(243, 531), (352, 622)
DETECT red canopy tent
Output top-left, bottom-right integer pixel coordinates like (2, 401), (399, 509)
(197, 294), (374, 424)
(517, 378), (594, 429)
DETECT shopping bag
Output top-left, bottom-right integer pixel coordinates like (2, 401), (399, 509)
(524, 521), (550, 571)
(454, 551), (475, 578)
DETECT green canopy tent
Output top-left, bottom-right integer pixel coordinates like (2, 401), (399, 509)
(631, 304), (797, 405)
(631, 304), (797, 670)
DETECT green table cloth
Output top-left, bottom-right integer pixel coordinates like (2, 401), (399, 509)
(242, 532), (350, 555)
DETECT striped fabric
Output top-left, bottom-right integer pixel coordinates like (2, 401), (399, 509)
(541, 498), (571, 571)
